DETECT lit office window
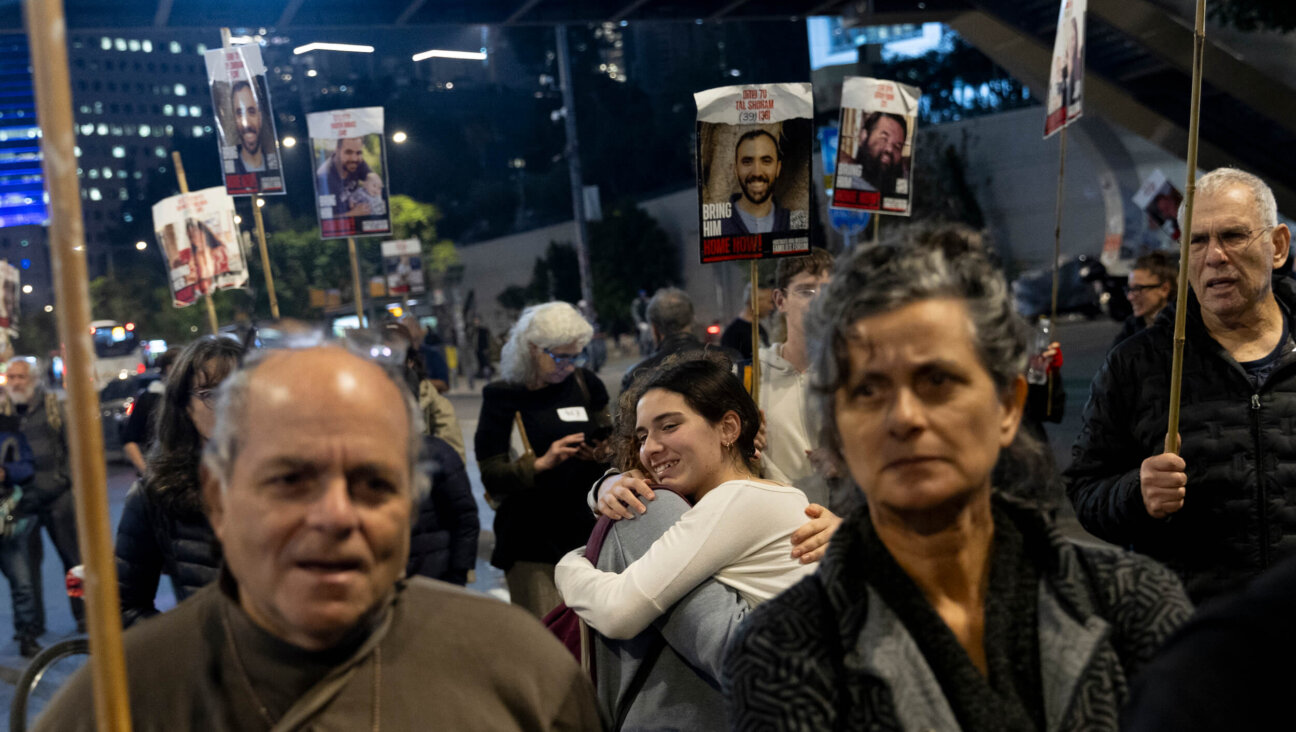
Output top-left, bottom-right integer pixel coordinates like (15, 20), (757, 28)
(139, 124), (151, 137)
(162, 104), (173, 116)
(119, 188), (129, 200)
(142, 40), (153, 53)
(79, 124), (93, 136)
(189, 105), (199, 117)
(101, 37), (111, 50)
(174, 83), (186, 97)
(177, 106), (188, 117)
(192, 125), (203, 137)
(169, 41), (181, 53)
(196, 43), (207, 54)
(96, 124), (107, 135)
(114, 38), (126, 51)
(154, 146), (166, 158)
(87, 169), (99, 179)
(102, 168), (113, 179)
(89, 188), (101, 201)
(128, 40), (140, 52)
(112, 146), (125, 158)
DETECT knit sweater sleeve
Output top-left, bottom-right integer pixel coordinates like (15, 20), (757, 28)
(554, 481), (789, 639)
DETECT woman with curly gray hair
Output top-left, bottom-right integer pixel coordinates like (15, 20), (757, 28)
(722, 232), (1193, 731)
(474, 301), (613, 617)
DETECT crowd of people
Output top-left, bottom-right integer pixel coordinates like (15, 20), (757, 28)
(4, 165), (1295, 729)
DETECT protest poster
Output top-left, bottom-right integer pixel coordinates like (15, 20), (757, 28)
(205, 44), (285, 196)
(830, 77), (920, 217)
(1044, 0), (1087, 138)
(382, 238), (425, 296)
(0, 261), (18, 333)
(151, 186), (248, 308)
(307, 107), (391, 240)
(695, 83), (813, 264)
(1132, 169), (1184, 241)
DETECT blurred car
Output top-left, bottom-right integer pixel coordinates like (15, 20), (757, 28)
(100, 371), (161, 462)
(1012, 254), (1130, 321)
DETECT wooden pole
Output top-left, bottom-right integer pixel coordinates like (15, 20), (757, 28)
(872, 212), (880, 244)
(25, 1), (134, 729)
(221, 28), (280, 320)
(749, 260), (760, 407)
(1046, 126), (1069, 417)
(1166, 0), (1208, 454)
(171, 152), (219, 334)
(250, 199), (280, 319)
(348, 236), (365, 323)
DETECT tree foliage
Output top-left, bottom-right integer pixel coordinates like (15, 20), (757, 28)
(498, 201), (681, 334)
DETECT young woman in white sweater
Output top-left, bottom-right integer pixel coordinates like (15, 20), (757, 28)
(554, 355), (817, 639)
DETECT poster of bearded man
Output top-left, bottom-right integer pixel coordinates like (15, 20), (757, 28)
(1044, 0), (1087, 138)
(695, 82), (812, 264)
(205, 44), (285, 196)
(830, 77), (920, 217)
(307, 107), (391, 239)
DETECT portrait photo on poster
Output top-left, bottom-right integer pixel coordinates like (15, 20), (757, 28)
(153, 187), (247, 307)
(695, 82), (812, 264)
(382, 238), (425, 296)
(205, 45), (285, 196)
(1043, 0), (1086, 138)
(830, 76), (920, 216)
(1132, 169), (1184, 241)
(307, 107), (391, 240)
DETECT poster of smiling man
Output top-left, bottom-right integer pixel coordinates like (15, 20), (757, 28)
(205, 44), (284, 196)
(308, 107), (391, 240)
(695, 82), (812, 264)
(830, 77), (921, 217)
(1133, 169), (1184, 241)
(1044, 0), (1087, 138)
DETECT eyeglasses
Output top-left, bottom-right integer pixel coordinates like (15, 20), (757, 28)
(192, 387), (218, 406)
(544, 349), (587, 368)
(788, 286), (820, 300)
(1188, 225), (1272, 253)
(1126, 283), (1165, 294)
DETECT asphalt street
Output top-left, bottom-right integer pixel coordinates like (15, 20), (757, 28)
(0, 315), (1124, 721)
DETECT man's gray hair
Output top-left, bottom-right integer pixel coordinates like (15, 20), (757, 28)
(806, 238), (1027, 463)
(1184, 168), (1279, 228)
(498, 301), (593, 385)
(647, 287), (693, 336)
(201, 347), (431, 503)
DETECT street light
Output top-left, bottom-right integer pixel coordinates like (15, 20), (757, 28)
(256, 198), (265, 208)
(43, 305), (52, 313)
(293, 42), (374, 55)
(282, 136), (297, 148)
(412, 49), (487, 62)
(135, 240), (147, 251)
(392, 131), (407, 144)
(21, 284), (32, 294)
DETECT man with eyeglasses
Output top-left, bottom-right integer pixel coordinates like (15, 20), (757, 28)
(1068, 167), (1296, 603)
(759, 249), (835, 499)
(1111, 251), (1176, 350)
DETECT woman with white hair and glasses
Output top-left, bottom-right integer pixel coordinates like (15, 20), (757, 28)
(475, 301), (614, 617)
(722, 233), (1193, 731)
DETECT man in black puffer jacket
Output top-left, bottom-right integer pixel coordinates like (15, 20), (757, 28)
(1066, 168), (1296, 603)
(406, 435), (479, 585)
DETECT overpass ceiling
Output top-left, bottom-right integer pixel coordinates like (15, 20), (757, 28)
(961, 0), (1296, 214)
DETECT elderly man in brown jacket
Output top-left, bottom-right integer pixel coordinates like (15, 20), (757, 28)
(34, 345), (599, 731)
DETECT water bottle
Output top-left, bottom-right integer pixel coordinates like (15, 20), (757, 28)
(1026, 318), (1052, 385)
